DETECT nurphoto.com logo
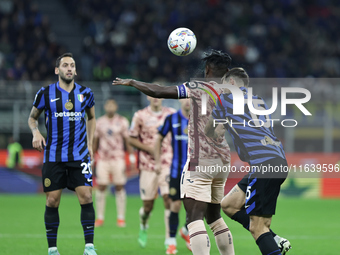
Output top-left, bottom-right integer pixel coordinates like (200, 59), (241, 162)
(189, 81), (312, 128)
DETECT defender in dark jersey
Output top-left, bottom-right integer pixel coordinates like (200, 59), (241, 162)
(28, 53), (97, 255)
(156, 98), (190, 254)
(207, 68), (291, 255)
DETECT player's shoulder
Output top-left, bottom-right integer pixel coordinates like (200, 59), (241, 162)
(75, 82), (93, 94)
(96, 115), (106, 123)
(115, 113), (129, 122)
(38, 82), (56, 93)
(163, 106), (176, 114)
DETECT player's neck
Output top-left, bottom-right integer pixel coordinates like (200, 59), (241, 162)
(181, 108), (189, 119)
(58, 79), (75, 92)
(106, 113), (116, 118)
(150, 105), (162, 112)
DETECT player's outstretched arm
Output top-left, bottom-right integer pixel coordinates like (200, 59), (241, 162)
(28, 106), (46, 152)
(112, 78), (178, 99)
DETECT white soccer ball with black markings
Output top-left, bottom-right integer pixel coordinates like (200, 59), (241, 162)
(167, 28), (197, 56)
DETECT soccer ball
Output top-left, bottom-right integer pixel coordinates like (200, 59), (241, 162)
(167, 28), (197, 56)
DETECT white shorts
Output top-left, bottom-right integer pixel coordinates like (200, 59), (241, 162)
(95, 159), (126, 186)
(139, 169), (170, 200)
(180, 159), (229, 204)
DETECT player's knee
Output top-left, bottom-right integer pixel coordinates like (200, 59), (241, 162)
(115, 185), (124, 192)
(143, 202), (154, 214)
(46, 196), (60, 207)
(221, 198), (235, 218)
(80, 192), (93, 204)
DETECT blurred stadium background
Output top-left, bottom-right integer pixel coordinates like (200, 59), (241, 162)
(0, 0), (339, 254)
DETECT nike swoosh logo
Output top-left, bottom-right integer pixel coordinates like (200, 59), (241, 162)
(172, 123), (181, 128)
(86, 226), (94, 229)
(51, 98), (60, 102)
(46, 229), (53, 232)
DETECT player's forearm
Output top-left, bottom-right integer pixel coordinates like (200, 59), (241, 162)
(28, 117), (41, 136)
(28, 107), (42, 136)
(154, 135), (164, 164)
(92, 137), (99, 154)
(130, 80), (178, 99)
(128, 137), (152, 154)
(86, 118), (96, 147)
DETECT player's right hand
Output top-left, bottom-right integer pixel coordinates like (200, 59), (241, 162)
(32, 132), (46, 152)
(154, 161), (162, 175)
(112, 78), (133, 86)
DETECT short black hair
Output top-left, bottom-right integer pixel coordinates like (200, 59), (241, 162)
(55, 52), (74, 67)
(202, 49), (232, 77)
(223, 67), (249, 87)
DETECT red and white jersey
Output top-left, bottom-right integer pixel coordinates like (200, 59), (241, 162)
(94, 114), (129, 161)
(129, 106), (176, 172)
(178, 81), (231, 168)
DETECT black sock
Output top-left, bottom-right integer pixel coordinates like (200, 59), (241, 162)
(231, 209), (277, 237)
(45, 206), (59, 248)
(270, 229), (277, 237)
(231, 208), (250, 230)
(169, 211), (179, 238)
(256, 232), (281, 255)
(81, 202), (95, 244)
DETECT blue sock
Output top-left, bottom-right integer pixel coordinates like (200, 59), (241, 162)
(45, 206), (59, 248)
(81, 202), (95, 244)
(256, 232), (281, 255)
(169, 211), (179, 238)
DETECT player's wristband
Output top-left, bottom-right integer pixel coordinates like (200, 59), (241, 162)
(177, 84), (188, 99)
(129, 154), (136, 164)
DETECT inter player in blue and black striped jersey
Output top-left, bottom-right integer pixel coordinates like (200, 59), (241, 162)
(207, 67), (291, 255)
(156, 98), (190, 254)
(28, 53), (97, 255)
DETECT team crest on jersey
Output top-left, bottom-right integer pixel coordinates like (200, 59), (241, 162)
(77, 94), (84, 103)
(184, 126), (188, 134)
(65, 99), (73, 110)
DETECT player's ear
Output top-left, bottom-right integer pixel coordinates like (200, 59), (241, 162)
(55, 67), (59, 75)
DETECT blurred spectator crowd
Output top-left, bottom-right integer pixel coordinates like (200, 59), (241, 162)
(0, 0), (66, 81)
(1, 0), (340, 82)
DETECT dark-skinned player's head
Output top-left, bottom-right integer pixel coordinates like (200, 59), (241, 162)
(202, 50), (232, 78)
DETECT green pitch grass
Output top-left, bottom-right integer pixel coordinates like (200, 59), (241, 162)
(0, 194), (339, 255)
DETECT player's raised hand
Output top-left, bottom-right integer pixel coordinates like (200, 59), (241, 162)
(32, 132), (46, 152)
(112, 78), (133, 86)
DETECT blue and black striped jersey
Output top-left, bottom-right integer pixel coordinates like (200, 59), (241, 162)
(158, 110), (188, 178)
(33, 82), (95, 163)
(212, 87), (285, 165)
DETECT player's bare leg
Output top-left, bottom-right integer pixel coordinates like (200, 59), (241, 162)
(115, 184), (126, 227)
(95, 184), (107, 227)
(45, 190), (62, 255)
(183, 197), (211, 255)
(138, 199), (154, 247)
(75, 186), (96, 254)
(221, 184), (246, 218)
(249, 215), (281, 255)
(205, 203), (234, 255)
(222, 184), (291, 254)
